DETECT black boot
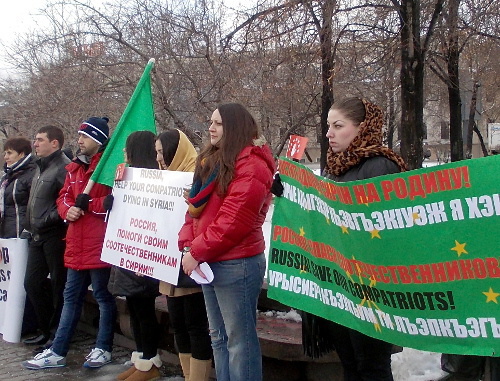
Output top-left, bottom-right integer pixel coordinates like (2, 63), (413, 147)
(23, 333), (50, 346)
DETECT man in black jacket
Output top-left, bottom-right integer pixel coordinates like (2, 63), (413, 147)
(23, 126), (70, 349)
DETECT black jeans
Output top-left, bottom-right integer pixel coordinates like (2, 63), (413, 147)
(328, 321), (394, 381)
(127, 296), (160, 360)
(166, 292), (212, 360)
(24, 231), (67, 337)
(441, 354), (486, 380)
(491, 356), (499, 381)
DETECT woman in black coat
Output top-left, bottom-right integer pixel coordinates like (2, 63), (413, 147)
(1, 137), (38, 336)
(302, 97), (406, 381)
(0, 137), (36, 238)
(110, 131), (162, 381)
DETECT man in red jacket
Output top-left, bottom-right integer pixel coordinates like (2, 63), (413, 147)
(22, 117), (116, 370)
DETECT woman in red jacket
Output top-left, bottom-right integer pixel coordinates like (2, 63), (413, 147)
(180, 103), (275, 381)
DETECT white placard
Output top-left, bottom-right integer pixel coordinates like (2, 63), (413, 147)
(0, 238), (28, 343)
(101, 167), (193, 285)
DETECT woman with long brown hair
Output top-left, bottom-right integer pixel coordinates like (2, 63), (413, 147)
(180, 103), (275, 381)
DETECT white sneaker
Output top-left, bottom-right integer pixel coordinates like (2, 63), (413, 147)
(83, 347), (112, 368)
(22, 348), (66, 370)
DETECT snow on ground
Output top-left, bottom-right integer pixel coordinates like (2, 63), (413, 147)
(392, 348), (448, 381)
(157, 348), (448, 381)
(162, 349), (448, 381)
(261, 308), (303, 322)
(260, 309), (449, 381)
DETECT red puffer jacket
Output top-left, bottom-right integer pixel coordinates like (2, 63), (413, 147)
(178, 141), (275, 263)
(57, 152), (112, 270)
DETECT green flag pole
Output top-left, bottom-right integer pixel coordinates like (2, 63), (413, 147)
(84, 58), (157, 193)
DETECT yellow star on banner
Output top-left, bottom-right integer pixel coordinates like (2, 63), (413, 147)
(299, 227), (306, 237)
(354, 262), (362, 275)
(482, 287), (500, 304)
(370, 229), (381, 239)
(345, 270), (354, 283)
(451, 240), (468, 257)
(300, 265), (307, 274)
(341, 225), (349, 234)
(412, 212), (420, 221)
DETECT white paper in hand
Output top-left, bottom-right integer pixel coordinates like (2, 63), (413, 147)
(190, 262), (214, 284)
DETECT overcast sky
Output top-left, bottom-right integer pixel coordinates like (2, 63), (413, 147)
(0, 0), (246, 77)
(0, 0), (49, 75)
(0, 1), (42, 46)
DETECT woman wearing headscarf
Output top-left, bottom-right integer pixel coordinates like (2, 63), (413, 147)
(302, 97), (406, 381)
(156, 129), (212, 381)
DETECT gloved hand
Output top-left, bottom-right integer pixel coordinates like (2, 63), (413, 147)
(270, 173), (284, 197)
(74, 193), (90, 211)
(103, 194), (114, 211)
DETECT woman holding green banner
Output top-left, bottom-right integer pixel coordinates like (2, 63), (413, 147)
(303, 97), (407, 381)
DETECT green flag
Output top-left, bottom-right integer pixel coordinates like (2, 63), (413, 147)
(91, 59), (157, 188)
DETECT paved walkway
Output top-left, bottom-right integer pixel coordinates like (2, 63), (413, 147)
(0, 327), (187, 381)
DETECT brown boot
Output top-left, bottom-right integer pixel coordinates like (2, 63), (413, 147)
(124, 355), (162, 381)
(117, 351), (143, 380)
(179, 353), (192, 381)
(190, 358), (212, 381)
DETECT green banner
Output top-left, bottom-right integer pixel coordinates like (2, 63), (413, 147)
(268, 155), (500, 356)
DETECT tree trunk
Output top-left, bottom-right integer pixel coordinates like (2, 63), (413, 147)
(387, 89), (396, 149)
(318, 2), (335, 172)
(465, 82), (480, 157)
(399, 0), (425, 169)
(473, 125), (488, 157)
(448, 0), (464, 162)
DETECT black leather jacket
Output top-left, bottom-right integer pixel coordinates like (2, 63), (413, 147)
(0, 155), (36, 238)
(25, 150), (71, 236)
(323, 156), (400, 182)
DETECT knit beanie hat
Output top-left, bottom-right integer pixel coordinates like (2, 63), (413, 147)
(79, 117), (109, 145)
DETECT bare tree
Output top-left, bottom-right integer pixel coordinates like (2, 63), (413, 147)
(390, 0), (444, 169)
(427, 0), (500, 160)
(1, 0), (498, 165)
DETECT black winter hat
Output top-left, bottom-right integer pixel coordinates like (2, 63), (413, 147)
(79, 117), (109, 145)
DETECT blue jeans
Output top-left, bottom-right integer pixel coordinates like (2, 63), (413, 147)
(202, 253), (265, 381)
(51, 268), (116, 357)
